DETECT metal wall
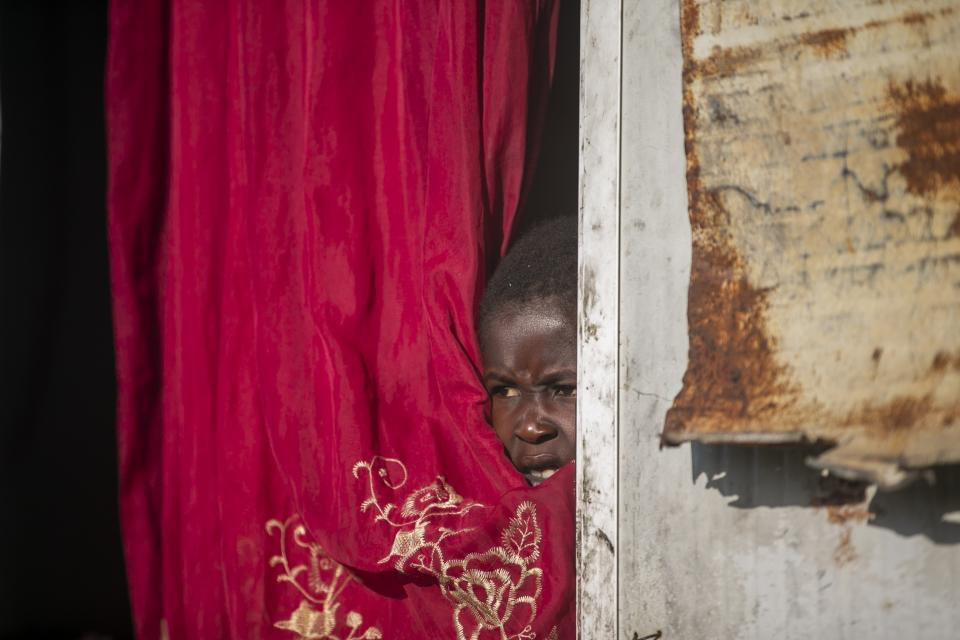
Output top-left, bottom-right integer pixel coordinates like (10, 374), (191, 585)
(664, 0), (960, 489)
(578, 1), (960, 637)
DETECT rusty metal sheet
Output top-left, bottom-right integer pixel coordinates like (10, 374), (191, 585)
(663, 0), (960, 487)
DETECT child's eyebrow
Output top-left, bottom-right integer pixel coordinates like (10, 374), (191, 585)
(482, 369), (577, 385)
(482, 370), (512, 385)
(538, 370), (577, 384)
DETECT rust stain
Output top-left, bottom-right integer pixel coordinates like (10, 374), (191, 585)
(664, 0), (798, 440)
(664, 189), (797, 432)
(931, 351), (951, 372)
(681, 0), (760, 80)
(931, 350), (960, 373)
(690, 11), (955, 81)
(881, 396), (932, 431)
(698, 45), (763, 79)
(679, 0), (698, 56)
(947, 212), (960, 238)
(902, 12), (930, 26)
(840, 396), (960, 443)
(665, 3), (960, 473)
(845, 394), (935, 433)
(797, 27), (850, 58)
(824, 504), (871, 526)
(888, 78), (960, 198)
(863, 9), (940, 31)
(833, 528), (857, 567)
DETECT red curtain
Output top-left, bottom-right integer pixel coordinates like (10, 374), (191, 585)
(106, 1), (574, 638)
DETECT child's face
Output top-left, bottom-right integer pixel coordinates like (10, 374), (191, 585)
(480, 303), (576, 486)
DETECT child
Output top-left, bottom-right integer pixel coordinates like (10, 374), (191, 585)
(478, 216), (577, 486)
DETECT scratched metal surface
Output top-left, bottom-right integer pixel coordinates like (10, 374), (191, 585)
(662, 0), (960, 487)
(576, 0), (621, 636)
(612, 2), (960, 637)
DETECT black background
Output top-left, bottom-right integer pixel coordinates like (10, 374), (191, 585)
(1, 1), (133, 637)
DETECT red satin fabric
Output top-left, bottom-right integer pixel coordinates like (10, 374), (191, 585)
(106, 1), (573, 638)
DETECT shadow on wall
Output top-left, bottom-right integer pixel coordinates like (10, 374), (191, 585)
(691, 443), (960, 545)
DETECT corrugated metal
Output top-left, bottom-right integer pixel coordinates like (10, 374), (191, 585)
(663, 0), (960, 487)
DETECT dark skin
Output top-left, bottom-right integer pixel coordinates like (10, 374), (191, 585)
(480, 301), (576, 486)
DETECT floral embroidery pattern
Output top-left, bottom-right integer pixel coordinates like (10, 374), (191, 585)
(353, 456), (551, 640)
(266, 515), (383, 640)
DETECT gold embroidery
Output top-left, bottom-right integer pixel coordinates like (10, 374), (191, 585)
(353, 456), (547, 640)
(267, 515), (383, 640)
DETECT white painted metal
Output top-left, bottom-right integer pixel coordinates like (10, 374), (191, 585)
(578, 0), (960, 637)
(576, 0), (621, 637)
(617, 0), (691, 637)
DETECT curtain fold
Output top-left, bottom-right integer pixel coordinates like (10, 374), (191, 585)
(107, 2), (573, 638)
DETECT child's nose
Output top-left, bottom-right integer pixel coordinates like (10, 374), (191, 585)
(514, 398), (558, 444)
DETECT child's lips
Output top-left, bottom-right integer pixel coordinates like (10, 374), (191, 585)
(516, 451), (561, 468)
(516, 452), (563, 486)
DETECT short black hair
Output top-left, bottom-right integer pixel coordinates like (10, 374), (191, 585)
(479, 215), (577, 332)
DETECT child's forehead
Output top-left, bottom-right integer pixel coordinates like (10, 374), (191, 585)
(514, 300), (571, 322)
(482, 299), (571, 335)
(495, 296), (574, 324)
(480, 299), (576, 355)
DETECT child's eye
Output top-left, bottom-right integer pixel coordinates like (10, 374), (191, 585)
(493, 386), (521, 398)
(553, 385), (577, 398)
